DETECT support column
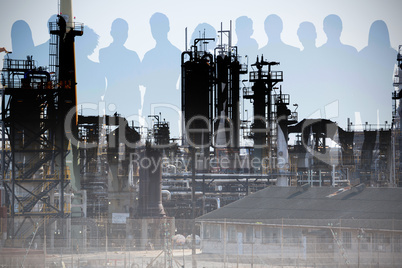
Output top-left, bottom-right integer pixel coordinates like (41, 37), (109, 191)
(141, 219), (148, 250)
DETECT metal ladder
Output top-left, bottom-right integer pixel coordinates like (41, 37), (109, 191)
(48, 22), (59, 84)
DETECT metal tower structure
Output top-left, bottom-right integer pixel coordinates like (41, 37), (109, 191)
(214, 23), (247, 149)
(392, 45), (402, 186)
(181, 23), (247, 161)
(181, 36), (215, 157)
(244, 57), (283, 172)
(392, 45), (402, 128)
(0, 10), (82, 243)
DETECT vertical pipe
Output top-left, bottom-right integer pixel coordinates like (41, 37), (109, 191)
(185, 27), (188, 51)
(105, 220), (108, 266)
(229, 20), (232, 52)
(319, 170), (322, 187)
(59, 0), (73, 27)
(60, 127), (64, 217)
(191, 147), (197, 268)
(202, 176), (205, 214)
(251, 242), (254, 268)
(281, 218), (283, 265)
(267, 65), (272, 161)
(220, 22), (223, 52)
(392, 134), (396, 186)
(11, 132), (15, 243)
(223, 219), (227, 268)
(1, 111), (4, 198)
(44, 222), (47, 259)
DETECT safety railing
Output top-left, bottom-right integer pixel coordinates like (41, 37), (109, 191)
(49, 21), (84, 33)
(249, 70), (283, 81)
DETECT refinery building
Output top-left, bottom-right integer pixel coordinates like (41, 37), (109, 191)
(0, 0), (402, 267)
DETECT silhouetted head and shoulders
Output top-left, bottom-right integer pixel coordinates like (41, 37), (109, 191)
(319, 14), (357, 55)
(10, 20), (35, 60)
(142, 13), (180, 66)
(100, 18), (141, 117)
(297, 21), (317, 53)
(356, 20), (396, 126)
(235, 16), (258, 54)
(141, 13), (182, 135)
(359, 20), (396, 67)
(76, 25), (105, 107)
(99, 18), (140, 70)
(259, 14), (299, 58)
(150, 13), (178, 50)
(76, 26), (100, 64)
(294, 21), (319, 80)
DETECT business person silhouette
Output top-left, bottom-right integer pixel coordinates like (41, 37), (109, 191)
(76, 25), (106, 115)
(10, 20), (35, 60)
(358, 20), (397, 126)
(317, 14), (359, 127)
(141, 13), (181, 139)
(100, 18), (141, 118)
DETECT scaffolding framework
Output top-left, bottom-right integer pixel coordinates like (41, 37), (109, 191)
(0, 15), (83, 244)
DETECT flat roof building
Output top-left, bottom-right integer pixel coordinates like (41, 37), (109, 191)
(197, 185), (402, 267)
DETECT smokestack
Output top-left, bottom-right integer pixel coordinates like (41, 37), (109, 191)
(60, 0), (73, 26)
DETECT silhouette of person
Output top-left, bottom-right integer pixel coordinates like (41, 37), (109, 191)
(10, 20), (35, 60)
(317, 14), (359, 128)
(358, 20), (397, 126)
(76, 26), (106, 115)
(298, 22), (317, 54)
(293, 21), (321, 121)
(235, 16), (258, 61)
(259, 15), (299, 61)
(320, 14), (357, 55)
(235, 16), (258, 135)
(32, 15), (58, 68)
(190, 23), (217, 53)
(141, 13), (181, 139)
(258, 14), (299, 92)
(99, 18), (141, 118)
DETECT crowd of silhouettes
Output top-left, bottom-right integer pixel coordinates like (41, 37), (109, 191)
(3, 13), (397, 137)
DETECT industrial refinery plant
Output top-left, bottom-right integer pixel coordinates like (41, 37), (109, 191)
(0, 0), (402, 267)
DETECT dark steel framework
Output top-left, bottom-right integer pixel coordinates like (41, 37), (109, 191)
(181, 38), (215, 157)
(0, 16), (82, 242)
(181, 24), (247, 157)
(214, 24), (247, 149)
(243, 57), (283, 171)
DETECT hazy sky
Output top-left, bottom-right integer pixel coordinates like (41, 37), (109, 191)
(1, 0), (401, 63)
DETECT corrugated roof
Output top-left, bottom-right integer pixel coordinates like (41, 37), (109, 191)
(197, 186), (402, 223)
